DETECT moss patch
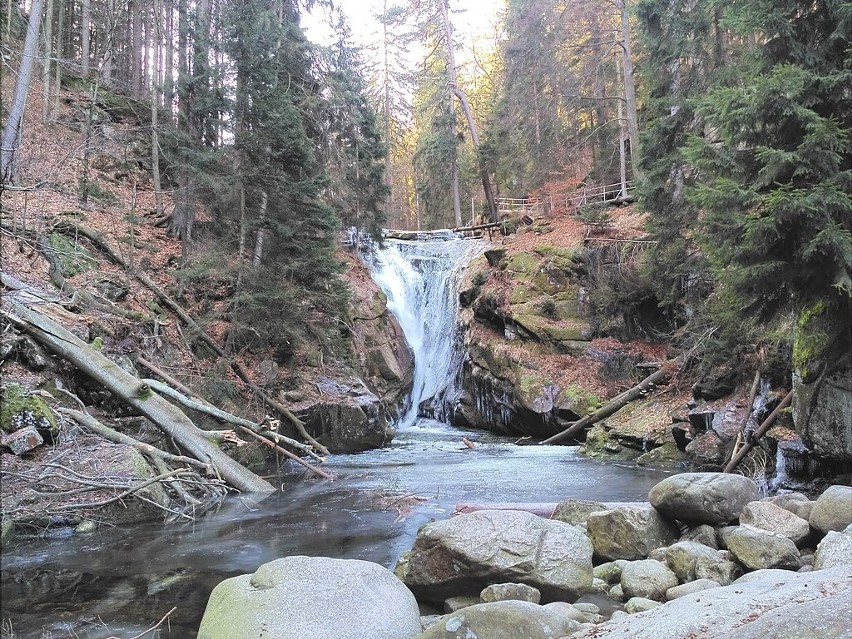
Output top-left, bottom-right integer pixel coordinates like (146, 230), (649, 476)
(792, 301), (831, 382)
(48, 232), (97, 278)
(558, 385), (601, 416)
(0, 384), (59, 435)
(506, 253), (540, 275)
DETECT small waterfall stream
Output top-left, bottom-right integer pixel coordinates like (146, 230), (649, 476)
(367, 236), (485, 428)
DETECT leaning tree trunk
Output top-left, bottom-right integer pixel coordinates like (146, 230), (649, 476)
(1, 0), (46, 183)
(1, 298), (275, 493)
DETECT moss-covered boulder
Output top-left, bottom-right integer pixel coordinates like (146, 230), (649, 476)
(47, 232), (97, 277)
(0, 384), (58, 437)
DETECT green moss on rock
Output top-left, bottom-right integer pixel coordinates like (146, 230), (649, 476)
(48, 233), (97, 278)
(506, 253), (540, 275)
(0, 384), (58, 435)
(793, 301), (831, 382)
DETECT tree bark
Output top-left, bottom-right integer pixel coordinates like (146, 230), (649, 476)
(1, 299), (275, 493)
(438, 0), (463, 227)
(81, 0), (91, 75)
(451, 86), (498, 223)
(42, 0), (53, 123)
(541, 359), (682, 445)
(1, 0), (45, 183)
(620, 0), (642, 180)
(151, 0), (164, 217)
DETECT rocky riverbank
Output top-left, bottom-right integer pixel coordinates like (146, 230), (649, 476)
(196, 472), (852, 639)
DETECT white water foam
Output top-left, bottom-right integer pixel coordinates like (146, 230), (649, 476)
(367, 235), (485, 429)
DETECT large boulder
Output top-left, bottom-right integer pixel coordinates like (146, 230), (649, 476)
(813, 525), (852, 569)
(739, 501), (811, 546)
(725, 525), (801, 570)
(551, 499), (611, 528)
(619, 559), (679, 601)
(809, 485), (852, 534)
(570, 566), (852, 639)
(586, 505), (680, 561)
(396, 510), (593, 603)
(197, 556), (421, 639)
(414, 600), (583, 639)
(649, 473), (760, 525)
(664, 541), (742, 585)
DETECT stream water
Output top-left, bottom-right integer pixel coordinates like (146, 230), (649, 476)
(0, 236), (671, 638)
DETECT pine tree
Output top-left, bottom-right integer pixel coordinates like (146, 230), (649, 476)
(685, 0), (852, 322)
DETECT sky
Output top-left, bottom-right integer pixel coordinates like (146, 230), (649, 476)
(302, 0), (506, 63)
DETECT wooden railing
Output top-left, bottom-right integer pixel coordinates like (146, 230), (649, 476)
(499, 181), (635, 217)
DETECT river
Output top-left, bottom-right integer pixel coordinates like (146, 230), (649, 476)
(0, 236), (671, 637)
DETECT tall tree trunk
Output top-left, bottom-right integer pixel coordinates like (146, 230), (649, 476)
(42, 0), (53, 122)
(177, 0), (187, 123)
(81, 0), (91, 76)
(620, 0), (642, 180)
(163, 0), (174, 119)
(438, 0), (462, 227)
(616, 62), (627, 198)
(439, 0), (497, 224)
(53, 0), (63, 110)
(131, 0), (142, 96)
(252, 189), (268, 266)
(1, 0), (45, 183)
(151, 0), (164, 217)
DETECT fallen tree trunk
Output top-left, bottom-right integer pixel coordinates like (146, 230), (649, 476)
(541, 358), (682, 445)
(723, 389), (793, 474)
(237, 426), (333, 480)
(1, 298), (275, 493)
(51, 222), (327, 455)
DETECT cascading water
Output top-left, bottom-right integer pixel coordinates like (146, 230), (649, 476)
(367, 235), (485, 429)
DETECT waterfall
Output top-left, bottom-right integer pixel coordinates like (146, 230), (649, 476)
(367, 235), (485, 429)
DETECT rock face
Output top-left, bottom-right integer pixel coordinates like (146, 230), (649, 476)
(809, 485), (852, 534)
(415, 600), (583, 639)
(348, 281), (414, 410)
(649, 473), (760, 525)
(586, 505), (680, 561)
(197, 556), (422, 639)
(396, 509), (594, 603)
(793, 362), (852, 462)
(570, 566), (852, 639)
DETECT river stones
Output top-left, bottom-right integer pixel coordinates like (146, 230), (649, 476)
(570, 565), (852, 639)
(479, 582), (541, 604)
(619, 559), (679, 601)
(808, 485), (852, 534)
(665, 578), (721, 600)
(649, 472), (759, 525)
(739, 501), (811, 546)
(395, 509), (593, 603)
(415, 600), (584, 639)
(197, 556), (421, 639)
(814, 524), (852, 569)
(725, 525), (801, 570)
(586, 504), (680, 561)
(663, 541), (742, 585)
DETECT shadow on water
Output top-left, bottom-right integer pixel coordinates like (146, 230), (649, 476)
(1, 419), (670, 638)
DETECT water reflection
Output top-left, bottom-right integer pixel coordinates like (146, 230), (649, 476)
(1, 420), (669, 637)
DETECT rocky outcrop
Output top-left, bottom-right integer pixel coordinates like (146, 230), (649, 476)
(395, 509), (594, 603)
(197, 556), (422, 639)
(298, 377), (393, 453)
(348, 278), (414, 411)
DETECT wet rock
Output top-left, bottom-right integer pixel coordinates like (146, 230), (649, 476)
(396, 509), (594, 603)
(415, 601), (583, 639)
(586, 505), (680, 561)
(794, 358), (852, 462)
(619, 559), (678, 601)
(813, 525), (852, 569)
(198, 556), (421, 639)
(809, 485), (852, 534)
(479, 582), (541, 604)
(484, 248), (507, 267)
(649, 472), (760, 525)
(301, 381), (392, 453)
(725, 525), (801, 570)
(739, 501), (810, 546)
(570, 566), (852, 639)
